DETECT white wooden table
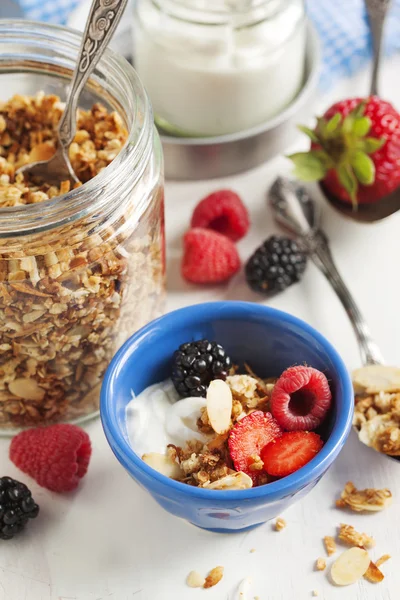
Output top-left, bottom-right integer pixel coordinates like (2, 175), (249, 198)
(1, 58), (400, 600)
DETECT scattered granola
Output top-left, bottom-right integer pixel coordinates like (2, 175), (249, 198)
(312, 591), (318, 597)
(364, 560), (384, 583)
(338, 523), (375, 549)
(336, 481), (392, 512)
(375, 554), (391, 567)
(186, 571), (205, 588)
(0, 93), (165, 428)
(353, 365), (400, 456)
(275, 517), (286, 531)
(204, 566), (224, 589)
(315, 558), (326, 571)
(324, 535), (337, 556)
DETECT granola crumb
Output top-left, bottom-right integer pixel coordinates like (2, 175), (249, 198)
(336, 481), (392, 512)
(203, 566), (224, 589)
(323, 535), (337, 556)
(376, 554), (391, 567)
(338, 523), (375, 548)
(315, 557), (326, 571)
(250, 548), (256, 553)
(186, 570), (205, 588)
(364, 560), (384, 583)
(275, 517), (286, 531)
(312, 591), (318, 597)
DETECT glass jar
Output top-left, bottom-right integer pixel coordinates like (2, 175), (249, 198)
(0, 21), (165, 432)
(133, 0), (306, 137)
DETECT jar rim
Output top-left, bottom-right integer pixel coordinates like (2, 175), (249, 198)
(0, 19), (154, 237)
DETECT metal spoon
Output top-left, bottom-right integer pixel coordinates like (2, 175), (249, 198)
(17, 0), (128, 187)
(270, 176), (400, 459)
(323, 0), (400, 223)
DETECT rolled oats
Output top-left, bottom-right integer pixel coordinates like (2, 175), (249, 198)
(0, 93), (165, 428)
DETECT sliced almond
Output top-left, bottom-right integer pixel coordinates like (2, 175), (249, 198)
(364, 561), (384, 583)
(353, 365), (400, 394)
(238, 576), (252, 598)
(28, 141), (55, 163)
(186, 571), (205, 588)
(205, 471), (252, 490)
(206, 379), (232, 434)
(376, 554), (391, 568)
(204, 566), (224, 589)
(8, 378), (45, 402)
(331, 547), (370, 586)
(142, 452), (182, 479)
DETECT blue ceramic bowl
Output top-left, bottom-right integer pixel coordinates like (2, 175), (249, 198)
(101, 301), (353, 533)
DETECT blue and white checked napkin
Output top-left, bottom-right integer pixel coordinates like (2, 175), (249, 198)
(9, 0), (400, 91)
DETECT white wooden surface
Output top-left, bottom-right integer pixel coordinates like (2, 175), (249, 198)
(0, 58), (400, 600)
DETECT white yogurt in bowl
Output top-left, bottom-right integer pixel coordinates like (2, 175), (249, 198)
(126, 379), (212, 457)
(133, 0), (307, 136)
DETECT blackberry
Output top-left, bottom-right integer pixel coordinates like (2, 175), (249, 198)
(245, 235), (307, 295)
(171, 339), (232, 398)
(0, 477), (39, 540)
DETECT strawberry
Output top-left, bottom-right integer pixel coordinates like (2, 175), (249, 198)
(289, 96), (400, 206)
(270, 365), (332, 431)
(191, 190), (250, 241)
(228, 411), (282, 483)
(261, 431), (323, 477)
(181, 228), (240, 284)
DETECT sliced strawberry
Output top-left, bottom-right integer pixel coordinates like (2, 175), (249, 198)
(228, 411), (282, 483)
(261, 431), (323, 477)
(271, 365), (332, 431)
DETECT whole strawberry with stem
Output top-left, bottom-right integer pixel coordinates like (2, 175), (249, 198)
(289, 96), (400, 206)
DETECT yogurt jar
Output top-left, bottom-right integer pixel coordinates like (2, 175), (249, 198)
(133, 0), (306, 136)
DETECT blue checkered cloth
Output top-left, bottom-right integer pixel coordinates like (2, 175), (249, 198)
(15, 0), (400, 90)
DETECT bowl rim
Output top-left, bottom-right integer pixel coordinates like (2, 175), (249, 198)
(101, 301), (353, 502)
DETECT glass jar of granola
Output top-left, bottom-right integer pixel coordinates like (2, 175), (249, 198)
(0, 21), (165, 432)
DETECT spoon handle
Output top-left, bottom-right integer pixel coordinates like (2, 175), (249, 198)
(309, 231), (384, 366)
(58, 0), (128, 147)
(365, 0), (392, 96)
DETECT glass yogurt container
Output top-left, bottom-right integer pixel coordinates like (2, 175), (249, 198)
(0, 21), (165, 432)
(133, 0), (306, 136)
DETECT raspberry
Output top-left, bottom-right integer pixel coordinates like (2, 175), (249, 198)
(271, 366), (332, 431)
(182, 228), (241, 284)
(190, 190), (250, 241)
(228, 411), (282, 483)
(261, 431), (324, 477)
(10, 424), (92, 493)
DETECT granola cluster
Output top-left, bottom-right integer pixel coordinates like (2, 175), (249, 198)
(160, 373), (275, 489)
(0, 93), (165, 428)
(353, 390), (400, 456)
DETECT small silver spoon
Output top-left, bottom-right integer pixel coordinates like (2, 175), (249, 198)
(17, 0), (128, 187)
(270, 176), (400, 460)
(365, 0), (392, 96)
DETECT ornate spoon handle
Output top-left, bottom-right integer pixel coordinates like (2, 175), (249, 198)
(58, 0), (128, 147)
(365, 0), (392, 96)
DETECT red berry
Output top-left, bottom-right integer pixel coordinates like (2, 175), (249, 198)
(191, 190), (250, 241)
(182, 228), (241, 284)
(228, 411), (282, 482)
(10, 424), (92, 493)
(261, 431), (323, 477)
(271, 366), (332, 431)
(292, 96), (400, 205)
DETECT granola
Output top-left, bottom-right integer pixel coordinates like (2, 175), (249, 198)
(0, 93), (165, 428)
(338, 523), (375, 549)
(353, 365), (400, 456)
(315, 558), (326, 571)
(275, 517), (286, 531)
(323, 535), (337, 556)
(336, 481), (392, 512)
(203, 566), (224, 589)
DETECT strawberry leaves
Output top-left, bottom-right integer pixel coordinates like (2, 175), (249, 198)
(289, 100), (386, 207)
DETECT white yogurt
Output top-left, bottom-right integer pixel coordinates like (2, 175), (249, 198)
(126, 379), (212, 457)
(133, 0), (306, 135)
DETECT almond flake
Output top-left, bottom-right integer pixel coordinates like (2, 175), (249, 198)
(238, 576), (252, 599)
(9, 378), (45, 402)
(142, 452), (182, 479)
(330, 547), (370, 586)
(376, 554), (391, 568)
(336, 481), (392, 512)
(186, 571), (205, 588)
(206, 379), (232, 434)
(204, 566), (224, 589)
(364, 561), (384, 583)
(205, 471), (252, 490)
